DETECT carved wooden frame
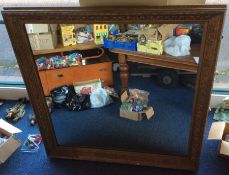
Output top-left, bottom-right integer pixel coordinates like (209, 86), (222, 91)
(2, 5), (226, 171)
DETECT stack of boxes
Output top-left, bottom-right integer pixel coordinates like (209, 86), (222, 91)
(26, 24), (58, 50)
(136, 24), (177, 55)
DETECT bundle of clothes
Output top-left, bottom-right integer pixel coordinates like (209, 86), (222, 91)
(36, 52), (82, 71)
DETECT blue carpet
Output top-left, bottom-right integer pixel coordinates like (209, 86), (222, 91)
(0, 77), (229, 174)
(51, 76), (194, 155)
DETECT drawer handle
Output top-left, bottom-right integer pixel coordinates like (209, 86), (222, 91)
(57, 74), (63, 78)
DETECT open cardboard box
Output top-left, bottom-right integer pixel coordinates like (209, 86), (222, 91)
(208, 121), (229, 157)
(135, 24), (178, 42)
(120, 91), (154, 121)
(0, 119), (22, 164)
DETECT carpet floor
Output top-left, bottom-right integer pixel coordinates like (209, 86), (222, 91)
(51, 75), (194, 155)
(0, 76), (229, 175)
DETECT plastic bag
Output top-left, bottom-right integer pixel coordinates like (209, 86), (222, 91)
(51, 85), (69, 107)
(90, 88), (113, 108)
(21, 134), (42, 153)
(163, 35), (191, 57)
(64, 86), (91, 111)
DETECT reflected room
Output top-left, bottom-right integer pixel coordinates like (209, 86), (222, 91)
(25, 23), (202, 155)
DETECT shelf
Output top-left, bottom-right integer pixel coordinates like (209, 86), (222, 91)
(33, 41), (102, 56)
(110, 44), (200, 73)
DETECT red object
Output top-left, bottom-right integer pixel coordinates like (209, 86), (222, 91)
(175, 27), (190, 36)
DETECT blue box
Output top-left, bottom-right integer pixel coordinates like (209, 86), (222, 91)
(103, 37), (137, 51)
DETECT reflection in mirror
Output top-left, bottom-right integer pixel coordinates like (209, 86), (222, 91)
(26, 23), (202, 155)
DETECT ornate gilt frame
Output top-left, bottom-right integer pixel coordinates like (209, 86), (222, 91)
(2, 5), (226, 170)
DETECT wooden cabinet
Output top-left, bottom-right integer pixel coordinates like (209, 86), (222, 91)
(39, 61), (113, 96)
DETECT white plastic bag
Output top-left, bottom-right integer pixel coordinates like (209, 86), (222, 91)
(90, 88), (113, 108)
(163, 35), (191, 57)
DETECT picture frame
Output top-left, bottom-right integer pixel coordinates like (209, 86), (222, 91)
(2, 5), (226, 170)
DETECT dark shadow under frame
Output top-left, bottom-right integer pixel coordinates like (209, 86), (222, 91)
(1, 5), (226, 171)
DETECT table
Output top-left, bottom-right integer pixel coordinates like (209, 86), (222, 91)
(110, 44), (200, 91)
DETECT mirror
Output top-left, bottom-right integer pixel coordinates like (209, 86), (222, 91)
(25, 23), (202, 155)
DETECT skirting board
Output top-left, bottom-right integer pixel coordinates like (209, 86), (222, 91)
(0, 87), (29, 100)
(0, 87), (227, 108)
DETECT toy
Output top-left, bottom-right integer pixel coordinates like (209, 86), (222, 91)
(93, 24), (108, 44)
(214, 97), (229, 122)
(76, 31), (93, 44)
(60, 24), (77, 46)
(175, 26), (191, 36)
(120, 89), (154, 121)
(66, 52), (82, 66)
(36, 52), (82, 71)
(6, 98), (26, 122)
(104, 33), (138, 51)
(215, 97), (229, 114)
(137, 40), (163, 55)
(29, 115), (37, 126)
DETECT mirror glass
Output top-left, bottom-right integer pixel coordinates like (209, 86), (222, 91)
(25, 23), (202, 155)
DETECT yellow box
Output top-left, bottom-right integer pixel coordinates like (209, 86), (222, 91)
(60, 24), (77, 47)
(137, 40), (163, 55)
(93, 24), (108, 44)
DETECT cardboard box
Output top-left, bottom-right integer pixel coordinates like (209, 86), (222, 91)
(28, 32), (57, 50)
(25, 24), (58, 34)
(0, 119), (22, 164)
(120, 91), (154, 121)
(137, 40), (163, 55)
(136, 24), (177, 42)
(208, 121), (229, 157)
(60, 24), (77, 47)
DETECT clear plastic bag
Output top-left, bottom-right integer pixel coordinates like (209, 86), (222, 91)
(163, 35), (191, 57)
(21, 134), (42, 153)
(90, 88), (113, 108)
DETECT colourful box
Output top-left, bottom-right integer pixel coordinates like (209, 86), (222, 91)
(93, 24), (108, 44)
(60, 24), (77, 47)
(137, 40), (163, 55)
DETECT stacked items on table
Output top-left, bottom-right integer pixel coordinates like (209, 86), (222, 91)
(36, 52), (82, 71)
(120, 89), (154, 121)
(134, 24), (176, 55)
(102, 24), (203, 57)
(26, 24), (58, 50)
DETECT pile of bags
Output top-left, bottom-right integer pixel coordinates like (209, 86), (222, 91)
(50, 80), (118, 111)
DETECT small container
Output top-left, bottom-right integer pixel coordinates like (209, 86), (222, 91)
(103, 37), (137, 51)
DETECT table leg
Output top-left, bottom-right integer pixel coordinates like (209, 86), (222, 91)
(118, 53), (129, 92)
